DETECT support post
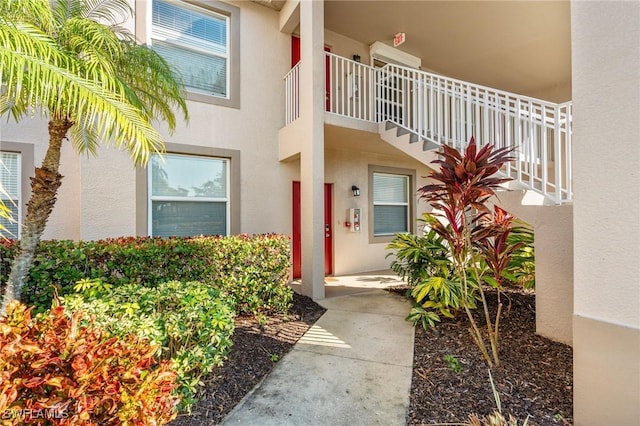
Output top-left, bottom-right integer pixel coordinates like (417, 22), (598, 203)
(299, 0), (325, 299)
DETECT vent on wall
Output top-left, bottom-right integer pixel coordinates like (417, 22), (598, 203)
(369, 41), (421, 69)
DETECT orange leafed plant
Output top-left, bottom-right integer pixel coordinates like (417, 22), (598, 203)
(0, 301), (179, 425)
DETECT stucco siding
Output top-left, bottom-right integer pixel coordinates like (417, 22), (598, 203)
(572, 1), (640, 423)
(325, 148), (433, 275)
(572, 0), (640, 329)
(1, 1), (296, 241)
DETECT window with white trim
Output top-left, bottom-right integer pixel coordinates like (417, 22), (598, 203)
(0, 152), (21, 238)
(151, 0), (230, 98)
(148, 153), (229, 237)
(372, 172), (410, 236)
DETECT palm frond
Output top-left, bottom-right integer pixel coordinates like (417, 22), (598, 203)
(57, 17), (124, 86)
(0, 0), (55, 33)
(0, 22), (166, 165)
(52, 0), (131, 26)
(0, 22), (75, 118)
(69, 124), (100, 156)
(115, 41), (189, 131)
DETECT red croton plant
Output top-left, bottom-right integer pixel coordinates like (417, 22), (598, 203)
(0, 301), (179, 425)
(419, 137), (522, 367)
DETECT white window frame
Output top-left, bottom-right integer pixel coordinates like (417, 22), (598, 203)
(372, 172), (410, 237)
(144, 0), (239, 107)
(147, 153), (231, 237)
(0, 152), (22, 239)
(369, 165), (416, 243)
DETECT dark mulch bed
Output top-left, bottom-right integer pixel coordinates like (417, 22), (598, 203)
(170, 287), (572, 426)
(170, 292), (326, 425)
(399, 286), (574, 425)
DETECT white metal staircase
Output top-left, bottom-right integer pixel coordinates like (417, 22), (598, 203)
(284, 53), (573, 204)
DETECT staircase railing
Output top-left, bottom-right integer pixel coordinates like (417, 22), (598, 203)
(284, 54), (573, 203)
(377, 63), (573, 204)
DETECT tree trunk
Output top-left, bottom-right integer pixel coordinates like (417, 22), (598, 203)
(1, 118), (72, 315)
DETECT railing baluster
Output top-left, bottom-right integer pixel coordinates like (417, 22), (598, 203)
(541, 104), (549, 196)
(567, 104), (573, 201)
(554, 106), (562, 204)
(358, 63), (362, 119)
(428, 76), (434, 140)
(444, 79), (450, 147)
(466, 85), (471, 144)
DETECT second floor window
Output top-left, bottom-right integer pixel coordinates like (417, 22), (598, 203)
(151, 0), (229, 98)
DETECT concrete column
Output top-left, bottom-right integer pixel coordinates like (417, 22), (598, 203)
(571, 2), (640, 424)
(489, 191), (574, 345)
(299, 0), (325, 299)
(533, 205), (573, 345)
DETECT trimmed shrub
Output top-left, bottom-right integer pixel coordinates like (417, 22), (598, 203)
(61, 280), (235, 412)
(0, 301), (179, 425)
(195, 234), (293, 315)
(0, 234), (292, 315)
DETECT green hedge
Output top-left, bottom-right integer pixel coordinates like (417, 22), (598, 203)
(61, 280), (235, 412)
(0, 234), (292, 315)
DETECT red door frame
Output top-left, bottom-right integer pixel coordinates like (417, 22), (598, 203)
(292, 182), (333, 279)
(292, 181), (302, 278)
(323, 183), (333, 274)
(291, 35), (300, 67)
(291, 35), (331, 111)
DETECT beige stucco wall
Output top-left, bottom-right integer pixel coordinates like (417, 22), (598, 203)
(571, 1), (640, 424)
(324, 29), (370, 65)
(145, 0), (296, 237)
(492, 191), (574, 345)
(0, 0), (580, 283)
(0, 114), (82, 240)
(79, 147), (137, 240)
(1, 1), (298, 241)
(325, 147), (432, 275)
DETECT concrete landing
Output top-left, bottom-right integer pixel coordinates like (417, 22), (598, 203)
(222, 285), (414, 426)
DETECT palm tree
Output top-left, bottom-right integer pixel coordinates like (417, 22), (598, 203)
(0, 0), (189, 314)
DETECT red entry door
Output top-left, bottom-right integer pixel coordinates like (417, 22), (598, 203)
(291, 35), (331, 111)
(292, 182), (333, 279)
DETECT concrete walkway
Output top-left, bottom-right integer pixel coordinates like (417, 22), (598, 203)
(222, 272), (414, 426)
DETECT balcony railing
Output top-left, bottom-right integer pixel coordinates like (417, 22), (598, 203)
(284, 62), (301, 126)
(283, 53), (573, 203)
(326, 53), (377, 122)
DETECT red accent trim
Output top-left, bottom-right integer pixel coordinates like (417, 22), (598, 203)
(292, 35), (331, 111)
(291, 35), (301, 68)
(292, 181), (302, 279)
(324, 183), (333, 275)
(291, 182), (333, 279)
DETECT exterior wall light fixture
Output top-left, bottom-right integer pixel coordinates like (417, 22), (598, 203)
(352, 54), (361, 63)
(351, 185), (360, 196)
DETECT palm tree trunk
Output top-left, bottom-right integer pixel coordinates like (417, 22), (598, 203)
(1, 118), (72, 315)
